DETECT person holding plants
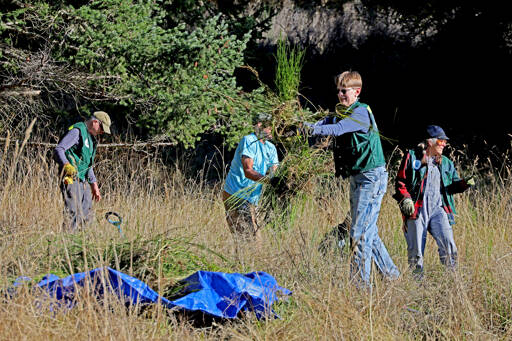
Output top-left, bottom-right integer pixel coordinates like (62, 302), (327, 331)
(393, 125), (474, 278)
(222, 113), (279, 242)
(54, 111), (111, 231)
(305, 70), (399, 287)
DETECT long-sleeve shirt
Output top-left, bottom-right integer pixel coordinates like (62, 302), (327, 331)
(54, 128), (97, 183)
(393, 150), (470, 224)
(311, 105), (370, 137)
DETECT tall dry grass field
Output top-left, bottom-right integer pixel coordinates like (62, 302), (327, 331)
(0, 136), (511, 340)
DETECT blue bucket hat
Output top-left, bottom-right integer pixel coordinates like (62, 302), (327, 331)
(426, 125), (449, 140)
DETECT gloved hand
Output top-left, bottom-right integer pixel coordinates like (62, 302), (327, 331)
(400, 198), (415, 217)
(63, 163), (77, 177)
(269, 176), (281, 187)
(63, 176), (74, 185)
(282, 125), (298, 137)
(267, 176), (289, 195)
(299, 122), (314, 136)
(465, 176), (475, 187)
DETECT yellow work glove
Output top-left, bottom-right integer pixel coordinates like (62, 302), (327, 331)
(63, 163), (77, 176)
(465, 176), (475, 187)
(63, 176), (74, 185)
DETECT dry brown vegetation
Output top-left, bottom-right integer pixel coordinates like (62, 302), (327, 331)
(1, 130), (511, 340)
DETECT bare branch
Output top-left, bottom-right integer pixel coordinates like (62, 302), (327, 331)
(0, 89), (41, 97)
(0, 138), (178, 148)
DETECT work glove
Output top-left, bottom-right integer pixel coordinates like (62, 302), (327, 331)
(267, 176), (289, 195)
(269, 176), (281, 188)
(299, 122), (314, 136)
(465, 176), (475, 187)
(63, 163), (77, 177)
(399, 198), (415, 217)
(281, 125), (298, 137)
(63, 176), (74, 185)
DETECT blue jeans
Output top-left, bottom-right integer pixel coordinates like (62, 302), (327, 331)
(349, 166), (399, 286)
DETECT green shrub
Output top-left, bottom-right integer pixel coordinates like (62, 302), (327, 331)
(1, 0), (275, 147)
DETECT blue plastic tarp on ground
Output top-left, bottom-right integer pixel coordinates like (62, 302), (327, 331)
(169, 270), (291, 319)
(26, 267), (291, 319)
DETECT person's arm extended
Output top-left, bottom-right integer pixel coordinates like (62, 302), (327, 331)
(445, 164), (471, 194)
(313, 116), (336, 126)
(241, 155), (264, 181)
(54, 128), (80, 166)
(312, 107), (370, 136)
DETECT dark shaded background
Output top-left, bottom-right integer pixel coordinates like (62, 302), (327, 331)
(252, 2), (512, 155)
(194, 1), (512, 180)
(3, 1), (510, 180)
(136, 2), (512, 181)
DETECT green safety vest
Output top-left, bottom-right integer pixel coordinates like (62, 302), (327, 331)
(64, 122), (97, 181)
(333, 102), (386, 178)
(404, 150), (460, 220)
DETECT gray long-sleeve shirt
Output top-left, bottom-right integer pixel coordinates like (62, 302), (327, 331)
(311, 105), (370, 136)
(54, 128), (97, 183)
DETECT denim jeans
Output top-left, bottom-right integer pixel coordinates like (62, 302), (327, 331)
(349, 166), (399, 286)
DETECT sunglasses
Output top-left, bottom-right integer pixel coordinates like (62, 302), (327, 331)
(338, 88), (357, 94)
(436, 139), (447, 146)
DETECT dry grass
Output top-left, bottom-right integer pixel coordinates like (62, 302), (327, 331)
(0, 135), (511, 340)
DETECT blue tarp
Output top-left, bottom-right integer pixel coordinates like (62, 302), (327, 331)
(17, 267), (291, 319)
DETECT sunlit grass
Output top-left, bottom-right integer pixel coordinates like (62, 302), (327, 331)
(1, 137), (512, 339)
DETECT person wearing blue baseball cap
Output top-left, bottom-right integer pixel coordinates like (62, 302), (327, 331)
(393, 125), (475, 278)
